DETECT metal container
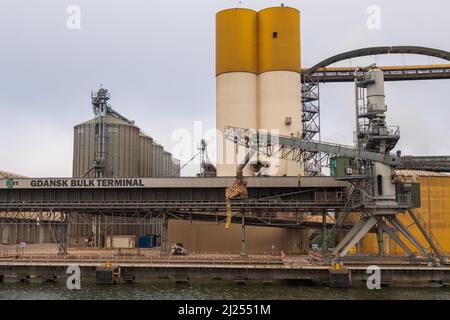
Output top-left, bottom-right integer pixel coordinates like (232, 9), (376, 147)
(105, 235), (136, 249)
(330, 157), (353, 177)
(154, 234), (161, 247)
(73, 114), (140, 178)
(138, 234), (155, 248)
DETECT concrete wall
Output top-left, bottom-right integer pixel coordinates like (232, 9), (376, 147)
(1, 222), (53, 245)
(168, 220), (311, 254)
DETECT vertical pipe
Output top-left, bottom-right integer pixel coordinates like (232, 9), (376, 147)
(240, 211), (247, 257)
(322, 210), (327, 244)
(377, 227), (384, 256)
(92, 215), (96, 247)
(161, 212), (169, 255)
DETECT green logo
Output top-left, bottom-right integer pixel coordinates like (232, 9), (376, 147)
(6, 178), (14, 189)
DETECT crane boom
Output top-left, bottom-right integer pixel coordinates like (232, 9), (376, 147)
(225, 127), (400, 166)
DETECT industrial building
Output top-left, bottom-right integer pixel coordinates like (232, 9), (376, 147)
(1, 4), (450, 286)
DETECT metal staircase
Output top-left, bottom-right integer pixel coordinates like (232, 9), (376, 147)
(320, 184), (356, 256)
(301, 74), (326, 176)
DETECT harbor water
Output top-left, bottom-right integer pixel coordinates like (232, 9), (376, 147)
(1, 282), (450, 300)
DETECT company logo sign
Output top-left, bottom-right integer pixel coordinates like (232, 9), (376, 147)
(5, 178), (15, 189)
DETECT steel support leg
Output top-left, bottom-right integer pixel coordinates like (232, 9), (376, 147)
(376, 218), (415, 256)
(407, 209), (446, 265)
(322, 211), (327, 243)
(332, 217), (367, 255)
(161, 212), (169, 255)
(61, 213), (69, 255)
(92, 216), (97, 247)
(388, 216), (431, 259)
(338, 216), (378, 258)
(376, 227), (383, 257)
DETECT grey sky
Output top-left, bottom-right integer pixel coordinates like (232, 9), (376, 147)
(1, 0), (449, 177)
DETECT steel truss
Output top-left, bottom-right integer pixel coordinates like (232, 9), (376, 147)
(1, 207), (354, 257)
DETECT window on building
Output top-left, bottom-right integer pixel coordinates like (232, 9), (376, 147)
(377, 175), (383, 196)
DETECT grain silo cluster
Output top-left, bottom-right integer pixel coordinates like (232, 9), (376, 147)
(216, 6), (302, 177)
(73, 89), (180, 178)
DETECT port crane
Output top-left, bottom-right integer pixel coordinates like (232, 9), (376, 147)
(226, 65), (450, 265)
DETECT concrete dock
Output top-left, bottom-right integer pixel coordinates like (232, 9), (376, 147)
(1, 247), (450, 288)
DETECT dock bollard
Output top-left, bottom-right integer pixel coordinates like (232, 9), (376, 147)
(329, 260), (351, 288)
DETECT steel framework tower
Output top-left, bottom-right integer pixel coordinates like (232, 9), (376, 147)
(91, 88), (110, 178)
(198, 139), (217, 177)
(90, 88), (135, 178)
(301, 74), (328, 176)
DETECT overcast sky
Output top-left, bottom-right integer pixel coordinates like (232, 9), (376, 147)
(1, 0), (449, 177)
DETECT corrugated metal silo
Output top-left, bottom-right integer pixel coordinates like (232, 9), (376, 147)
(151, 143), (159, 177)
(151, 143), (165, 177)
(163, 151), (171, 177)
(157, 144), (164, 177)
(73, 114), (141, 178)
(172, 158), (181, 177)
(139, 133), (153, 178)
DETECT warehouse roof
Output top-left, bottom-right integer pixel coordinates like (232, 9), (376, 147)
(395, 170), (450, 178)
(0, 170), (28, 179)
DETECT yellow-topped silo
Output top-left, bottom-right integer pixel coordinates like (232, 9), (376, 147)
(257, 6), (303, 176)
(258, 6), (301, 73)
(216, 8), (258, 75)
(216, 8), (259, 177)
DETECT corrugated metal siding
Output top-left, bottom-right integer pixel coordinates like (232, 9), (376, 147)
(155, 145), (164, 177)
(139, 135), (153, 178)
(73, 123), (140, 178)
(152, 143), (166, 177)
(73, 119), (180, 178)
(73, 124), (96, 177)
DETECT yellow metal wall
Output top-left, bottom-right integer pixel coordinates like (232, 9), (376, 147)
(356, 176), (450, 255)
(216, 9), (258, 76)
(258, 7), (301, 74)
